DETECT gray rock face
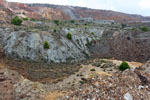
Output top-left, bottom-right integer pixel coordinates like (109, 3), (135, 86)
(0, 27), (103, 63)
(1, 25), (150, 63)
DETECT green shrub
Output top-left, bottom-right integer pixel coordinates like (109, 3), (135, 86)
(11, 16), (22, 26)
(90, 68), (96, 71)
(100, 59), (105, 63)
(132, 28), (137, 31)
(53, 29), (56, 32)
(91, 32), (94, 35)
(43, 41), (50, 49)
(141, 26), (148, 32)
(70, 20), (75, 23)
(22, 17), (28, 21)
(54, 20), (59, 25)
(67, 32), (72, 39)
(119, 61), (130, 71)
(121, 24), (127, 28)
(22, 12), (25, 15)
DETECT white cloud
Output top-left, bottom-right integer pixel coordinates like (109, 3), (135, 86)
(138, 0), (150, 9)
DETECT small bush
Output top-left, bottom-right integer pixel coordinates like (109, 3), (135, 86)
(22, 17), (28, 21)
(53, 29), (56, 32)
(11, 16), (22, 26)
(22, 12), (25, 15)
(100, 59), (105, 63)
(79, 80), (86, 84)
(70, 20), (75, 23)
(91, 32), (94, 35)
(67, 32), (72, 39)
(43, 41), (50, 49)
(119, 61), (130, 71)
(121, 24), (127, 28)
(90, 68), (96, 71)
(54, 20), (59, 25)
(141, 26), (148, 32)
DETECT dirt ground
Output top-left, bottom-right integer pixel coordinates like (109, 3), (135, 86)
(0, 56), (144, 100)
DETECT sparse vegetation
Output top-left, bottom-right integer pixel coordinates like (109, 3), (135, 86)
(81, 78), (87, 82)
(43, 41), (50, 49)
(67, 32), (72, 39)
(100, 59), (105, 63)
(119, 61), (130, 71)
(121, 24), (127, 28)
(11, 16), (23, 26)
(30, 18), (36, 21)
(140, 26), (148, 32)
(22, 17), (28, 21)
(86, 38), (90, 46)
(79, 80), (85, 84)
(132, 28), (137, 31)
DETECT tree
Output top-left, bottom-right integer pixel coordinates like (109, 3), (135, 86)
(11, 16), (22, 26)
(43, 41), (50, 49)
(141, 26), (148, 32)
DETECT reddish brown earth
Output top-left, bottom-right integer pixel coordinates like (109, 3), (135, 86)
(74, 8), (140, 22)
(0, 0), (149, 22)
(8, 2), (70, 20)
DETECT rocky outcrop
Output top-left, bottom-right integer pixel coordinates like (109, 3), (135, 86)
(1, 25), (150, 63)
(89, 30), (150, 62)
(0, 27), (103, 63)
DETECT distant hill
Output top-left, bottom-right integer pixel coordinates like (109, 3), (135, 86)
(26, 3), (150, 22)
(0, 0), (150, 22)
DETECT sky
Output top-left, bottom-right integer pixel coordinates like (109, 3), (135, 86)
(7, 0), (150, 16)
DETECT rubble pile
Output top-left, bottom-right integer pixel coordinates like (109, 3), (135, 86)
(62, 61), (150, 100)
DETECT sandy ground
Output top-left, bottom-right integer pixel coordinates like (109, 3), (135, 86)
(104, 59), (143, 68)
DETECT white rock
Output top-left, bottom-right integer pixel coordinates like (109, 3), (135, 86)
(138, 85), (144, 91)
(124, 93), (133, 100)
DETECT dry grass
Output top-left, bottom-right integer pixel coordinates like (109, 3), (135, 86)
(44, 91), (66, 100)
(104, 59), (143, 68)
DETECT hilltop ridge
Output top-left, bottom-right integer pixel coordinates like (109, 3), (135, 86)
(0, 0), (149, 22)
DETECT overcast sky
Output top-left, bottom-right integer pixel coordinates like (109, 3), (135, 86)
(7, 0), (150, 16)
